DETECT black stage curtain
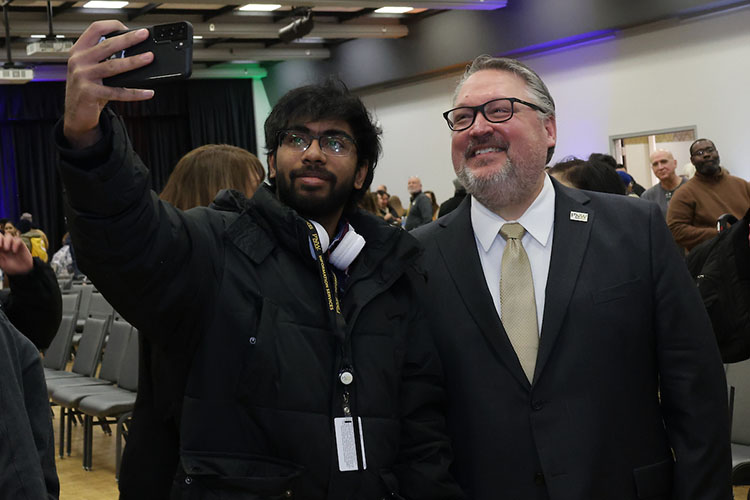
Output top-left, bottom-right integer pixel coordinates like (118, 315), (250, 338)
(0, 79), (256, 254)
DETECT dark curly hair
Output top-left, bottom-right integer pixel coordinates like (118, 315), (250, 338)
(264, 78), (382, 212)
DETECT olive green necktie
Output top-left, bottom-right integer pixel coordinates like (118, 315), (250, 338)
(499, 222), (539, 383)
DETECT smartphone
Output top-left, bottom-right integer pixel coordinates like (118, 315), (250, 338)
(102, 21), (193, 87)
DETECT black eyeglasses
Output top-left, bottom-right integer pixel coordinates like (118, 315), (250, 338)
(691, 146), (715, 157)
(442, 97), (545, 131)
(278, 130), (357, 157)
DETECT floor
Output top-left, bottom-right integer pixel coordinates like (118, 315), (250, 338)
(51, 407), (750, 499)
(53, 408), (119, 500)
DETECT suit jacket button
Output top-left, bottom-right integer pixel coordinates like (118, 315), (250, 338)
(531, 400), (544, 411)
(534, 472), (545, 485)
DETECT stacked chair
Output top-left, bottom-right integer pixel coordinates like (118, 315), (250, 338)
(48, 320), (132, 459)
(77, 329), (139, 475)
(45, 284), (140, 478)
(42, 314), (78, 374)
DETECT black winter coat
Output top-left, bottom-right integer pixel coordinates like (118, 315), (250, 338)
(56, 111), (461, 500)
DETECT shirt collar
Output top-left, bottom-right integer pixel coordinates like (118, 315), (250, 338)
(471, 173), (556, 252)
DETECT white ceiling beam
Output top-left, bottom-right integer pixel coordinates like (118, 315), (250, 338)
(7, 19), (408, 39)
(164, 0), (507, 8)
(10, 45), (330, 62)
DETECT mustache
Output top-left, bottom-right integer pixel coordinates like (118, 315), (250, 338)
(290, 167), (336, 181)
(464, 137), (509, 159)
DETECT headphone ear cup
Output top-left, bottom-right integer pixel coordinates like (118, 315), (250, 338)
(329, 229), (365, 270)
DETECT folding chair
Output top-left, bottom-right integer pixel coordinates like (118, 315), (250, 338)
(44, 317), (108, 382)
(71, 283), (95, 333)
(78, 330), (139, 475)
(49, 320), (134, 458)
(42, 314), (77, 373)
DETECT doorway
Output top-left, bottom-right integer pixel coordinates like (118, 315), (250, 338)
(610, 127), (697, 189)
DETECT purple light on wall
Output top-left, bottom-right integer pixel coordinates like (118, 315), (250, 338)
(447, 0), (508, 9)
(503, 30), (618, 58)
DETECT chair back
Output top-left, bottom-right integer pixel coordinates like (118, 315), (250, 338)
(117, 329), (140, 392)
(42, 314), (77, 370)
(98, 320), (133, 383)
(62, 291), (81, 317)
(72, 317), (109, 377)
(727, 358), (750, 445)
(71, 284), (95, 322)
(88, 292), (115, 322)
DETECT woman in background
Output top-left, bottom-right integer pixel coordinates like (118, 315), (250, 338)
(424, 190), (440, 220)
(159, 144), (265, 209)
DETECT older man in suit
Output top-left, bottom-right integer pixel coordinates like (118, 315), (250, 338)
(413, 55), (731, 500)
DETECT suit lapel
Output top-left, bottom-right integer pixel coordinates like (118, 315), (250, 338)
(534, 181), (593, 384)
(434, 198), (531, 388)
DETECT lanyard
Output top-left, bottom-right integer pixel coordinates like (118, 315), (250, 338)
(305, 220), (366, 472)
(304, 221), (356, 402)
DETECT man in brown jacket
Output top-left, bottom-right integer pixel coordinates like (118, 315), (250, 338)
(667, 138), (750, 251)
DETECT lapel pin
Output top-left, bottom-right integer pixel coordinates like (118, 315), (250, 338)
(569, 211), (589, 222)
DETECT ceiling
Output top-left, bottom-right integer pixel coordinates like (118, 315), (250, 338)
(2, 0), (508, 75)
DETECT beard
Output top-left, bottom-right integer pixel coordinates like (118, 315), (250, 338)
(275, 167), (355, 219)
(455, 142), (546, 214)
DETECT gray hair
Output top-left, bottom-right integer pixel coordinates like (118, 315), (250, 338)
(453, 55), (556, 162)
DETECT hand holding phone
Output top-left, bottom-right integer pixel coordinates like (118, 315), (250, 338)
(102, 21), (193, 87)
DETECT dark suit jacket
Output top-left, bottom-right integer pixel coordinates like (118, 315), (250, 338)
(413, 180), (731, 500)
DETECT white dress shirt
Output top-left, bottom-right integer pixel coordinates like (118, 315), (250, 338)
(471, 174), (555, 335)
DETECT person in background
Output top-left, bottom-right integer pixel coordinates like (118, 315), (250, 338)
(616, 170), (639, 197)
(358, 190), (379, 214)
(17, 218), (50, 263)
(0, 219), (20, 237)
(424, 190), (440, 220)
(50, 232), (74, 277)
(390, 195), (406, 218)
(0, 231), (60, 499)
(667, 138), (750, 251)
(438, 178), (467, 218)
(0, 231), (61, 350)
(159, 144), (265, 210)
(57, 20), (460, 500)
(414, 54), (730, 499)
(405, 176), (433, 230)
(640, 150), (686, 218)
(548, 157), (625, 195)
(376, 189), (401, 225)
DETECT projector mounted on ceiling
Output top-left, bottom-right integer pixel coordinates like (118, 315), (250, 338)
(27, 39), (74, 55)
(278, 7), (314, 43)
(0, 66), (34, 84)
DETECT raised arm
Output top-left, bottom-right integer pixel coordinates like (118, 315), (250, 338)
(63, 20), (154, 149)
(0, 233), (61, 350)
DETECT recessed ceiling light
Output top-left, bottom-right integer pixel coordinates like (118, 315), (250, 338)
(30, 34), (46, 38)
(56, 34), (65, 38)
(374, 6), (413, 14)
(238, 3), (282, 11)
(83, 1), (129, 8)
(193, 35), (203, 39)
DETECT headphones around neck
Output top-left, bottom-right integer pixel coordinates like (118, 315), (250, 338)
(308, 220), (365, 270)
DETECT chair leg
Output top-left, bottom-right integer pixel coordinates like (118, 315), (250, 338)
(115, 412), (131, 481)
(83, 415), (93, 471)
(58, 407), (66, 459)
(66, 409), (73, 457)
(99, 417), (112, 436)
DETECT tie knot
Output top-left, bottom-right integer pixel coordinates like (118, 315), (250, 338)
(500, 222), (526, 241)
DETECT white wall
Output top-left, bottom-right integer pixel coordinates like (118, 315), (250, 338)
(360, 6), (750, 206)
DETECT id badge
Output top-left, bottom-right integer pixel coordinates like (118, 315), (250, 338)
(334, 417), (366, 472)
